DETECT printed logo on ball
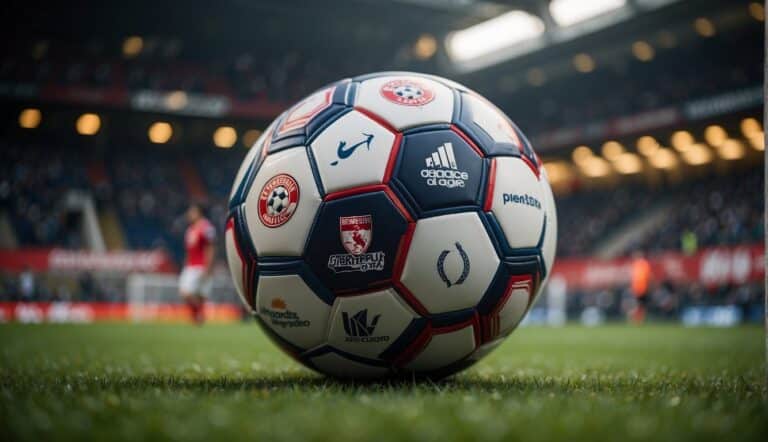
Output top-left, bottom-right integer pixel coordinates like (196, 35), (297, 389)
(420, 142), (470, 189)
(380, 79), (435, 106)
(330, 133), (374, 166)
(260, 297), (311, 328)
(341, 309), (389, 343)
(327, 215), (385, 273)
(502, 193), (541, 209)
(258, 174), (300, 228)
(436, 242), (471, 288)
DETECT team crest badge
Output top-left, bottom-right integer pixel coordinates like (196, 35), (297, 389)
(258, 174), (300, 228)
(339, 215), (372, 256)
(380, 79), (435, 106)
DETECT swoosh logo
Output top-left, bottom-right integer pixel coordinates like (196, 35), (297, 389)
(331, 133), (374, 166)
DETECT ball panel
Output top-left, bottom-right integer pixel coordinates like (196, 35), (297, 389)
(243, 148), (321, 256)
(404, 324), (476, 372)
(327, 288), (419, 359)
(255, 274), (332, 350)
(308, 351), (390, 379)
(457, 92), (522, 157)
(224, 218), (250, 312)
(395, 129), (485, 214)
(355, 75), (454, 130)
(310, 110), (397, 194)
(304, 191), (410, 292)
(400, 212), (499, 314)
(489, 157), (545, 249)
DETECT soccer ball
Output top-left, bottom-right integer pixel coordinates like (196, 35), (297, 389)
(225, 72), (557, 379)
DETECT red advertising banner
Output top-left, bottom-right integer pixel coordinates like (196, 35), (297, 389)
(0, 249), (177, 273)
(0, 302), (242, 323)
(550, 244), (764, 290)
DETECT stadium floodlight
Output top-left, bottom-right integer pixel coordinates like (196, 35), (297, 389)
(717, 139), (745, 160)
(601, 141), (624, 160)
(76, 113), (101, 136)
(612, 152), (643, 174)
(445, 10), (545, 64)
(242, 129), (262, 148)
(681, 144), (713, 165)
(213, 126), (237, 148)
(704, 125), (727, 147)
(148, 122), (173, 144)
(18, 108), (41, 129)
(648, 148), (678, 169)
(636, 136), (660, 156)
(549, 0), (626, 27)
(670, 130), (694, 152)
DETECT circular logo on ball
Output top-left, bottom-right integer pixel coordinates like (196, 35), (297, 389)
(258, 174), (300, 228)
(380, 79), (435, 106)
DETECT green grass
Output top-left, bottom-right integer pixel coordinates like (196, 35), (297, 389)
(0, 323), (765, 442)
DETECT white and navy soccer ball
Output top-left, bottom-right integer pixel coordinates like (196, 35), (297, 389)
(225, 72), (557, 379)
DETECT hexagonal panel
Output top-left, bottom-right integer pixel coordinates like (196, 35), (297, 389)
(488, 157), (545, 249)
(459, 93), (521, 157)
(401, 212), (499, 314)
(255, 274), (331, 350)
(276, 86), (335, 136)
(308, 351), (389, 379)
(404, 324), (476, 372)
(310, 110), (397, 194)
(355, 75), (454, 130)
(396, 129), (485, 214)
(305, 191), (409, 292)
(327, 288), (419, 359)
(243, 148), (322, 256)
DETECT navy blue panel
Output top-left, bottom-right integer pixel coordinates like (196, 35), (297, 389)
(478, 211), (504, 257)
(455, 92), (522, 158)
(395, 129), (485, 213)
(268, 135), (306, 154)
(232, 204), (258, 260)
(503, 255), (543, 282)
(379, 317), (428, 361)
(451, 87), (462, 125)
(345, 82), (359, 105)
(305, 145), (326, 198)
(430, 308), (475, 328)
(331, 80), (351, 104)
(302, 345), (390, 369)
(386, 180), (419, 220)
(401, 123), (452, 135)
(476, 264), (509, 315)
(304, 191), (409, 292)
(228, 149), (266, 210)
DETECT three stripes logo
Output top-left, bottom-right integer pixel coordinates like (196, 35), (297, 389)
(341, 309), (389, 343)
(420, 142), (469, 188)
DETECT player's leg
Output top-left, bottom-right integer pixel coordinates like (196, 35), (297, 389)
(179, 267), (205, 324)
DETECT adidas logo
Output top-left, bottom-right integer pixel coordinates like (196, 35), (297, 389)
(420, 142), (469, 188)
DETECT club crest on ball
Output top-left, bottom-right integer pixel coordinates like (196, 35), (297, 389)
(380, 78), (435, 106)
(257, 174), (299, 228)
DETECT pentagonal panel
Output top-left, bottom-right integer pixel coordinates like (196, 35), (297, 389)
(243, 148), (321, 256)
(539, 170), (558, 280)
(405, 324), (476, 372)
(255, 274), (331, 350)
(305, 191), (409, 292)
(396, 130), (485, 214)
(328, 288), (418, 359)
(488, 157), (545, 249)
(459, 93), (521, 157)
(310, 110), (397, 194)
(309, 351), (389, 379)
(224, 219), (249, 311)
(401, 212), (499, 314)
(355, 75), (454, 130)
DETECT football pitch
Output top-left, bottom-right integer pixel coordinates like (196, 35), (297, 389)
(0, 323), (764, 442)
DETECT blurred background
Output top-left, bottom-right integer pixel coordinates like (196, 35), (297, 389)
(0, 0), (763, 325)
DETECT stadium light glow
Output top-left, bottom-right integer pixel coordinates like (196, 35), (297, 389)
(148, 122), (173, 144)
(749, 2), (765, 22)
(18, 108), (41, 129)
(445, 11), (544, 63)
(123, 36), (143, 58)
(413, 34), (438, 60)
(740, 117), (762, 137)
(572, 53), (595, 73)
(579, 156), (611, 178)
(717, 139), (745, 160)
(543, 161), (573, 185)
(648, 148), (678, 169)
(670, 130), (694, 152)
(76, 113), (101, 136)
(243, 129), (262, 148)
(748, 132), (765, 151)
(636, 136), (660, 156)
(601, 141), (624, 160)
(571, 145), (594, 164)
(165, 91), (188, 110)
(631, 41), (655, 62)
(549, 0), (626, 27)
(681, 143), (712, 165)
(213, 126), (237, 148)
(613, 152), (643, 174)
(693, 18), (715, 37)
(704, 125), (726, 147)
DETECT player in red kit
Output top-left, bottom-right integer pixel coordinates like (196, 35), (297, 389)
(179, 204), (215, 324)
